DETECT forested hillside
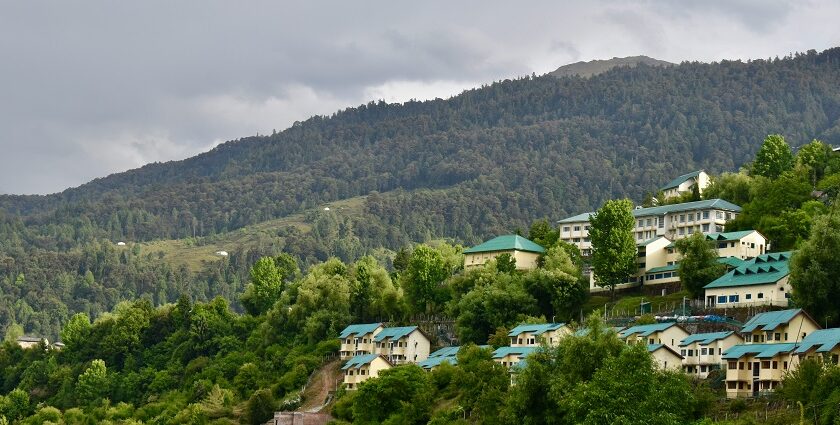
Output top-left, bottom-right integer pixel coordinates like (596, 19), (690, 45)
(2, 48), (840, 338)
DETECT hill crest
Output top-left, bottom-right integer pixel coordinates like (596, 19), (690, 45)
(549, 55), (674, 78)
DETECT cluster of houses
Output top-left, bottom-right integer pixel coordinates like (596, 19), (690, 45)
(339, 308), (838, 398)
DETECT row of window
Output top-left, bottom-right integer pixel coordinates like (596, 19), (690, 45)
(345, 368), (369, 376)
(681, 347), (723, 357)
(646, 271), (678, 281)
(728, 360), (789, 370)
(561, 225), (590, 232)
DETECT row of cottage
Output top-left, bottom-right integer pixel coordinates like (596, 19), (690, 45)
(339, 308), (839, 398)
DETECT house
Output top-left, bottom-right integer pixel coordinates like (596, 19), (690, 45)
(16, 336), (46, 349)
(418, 345), (490, 371)
(50, 341), (65, 350)
(374, 326), (431, 364)
(463, 235), (546, 271)
(679, 331), (744, 378)
(508, 323), (571, 347)
(702, 230), (767, 259)
(618, 322), (689, 351)
(648, 344), (683, 370)
(492, 346), (538, 368)
(704, 252), (795, 308)
(660, 170), (711, 200)
(342, 354), (392, 390)
(558, 198), (742, 258)
(338, 323), (384, 359)
(722, 343), (799, 398)
(740, 308), (820, 344)
(795, 328), (840, 365)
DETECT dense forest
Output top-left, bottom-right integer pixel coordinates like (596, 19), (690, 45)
(3, 48), (840, 338)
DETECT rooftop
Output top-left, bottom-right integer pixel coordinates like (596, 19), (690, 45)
(341, 354), (382, 370)
(339, 323), (382, 339)
(795, 328), (840, 354)
(741, 308), (803, 333)
(557, 212), (594, 224)
(557, 199), (741, 224)
(619, 322), (679, 339)
(428, 346), (461, 358)
(508, 323), (566, 337)
(704, 252), (793, 289)
(679, 331), (735, 347)
(704, 230), (759, 241)
(660, 170), (704, 190)
(418, 356), (458, 369)
(492, 346), (539, 359)
(722, 343), (799, 360)
(463, 235), (546, 254)
(373, 326), (418, 342)
(648, 343), (684, 358)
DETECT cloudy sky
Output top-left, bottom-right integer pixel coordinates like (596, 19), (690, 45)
(1, 1), (839, 194)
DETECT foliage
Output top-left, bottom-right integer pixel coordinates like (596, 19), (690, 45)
(240, 257), (285, 316)
(751, 134), (794, 179)
(401, 245), (453, 315)
(589, 199), (637, 298)
(790, 208), (840, 327)
(675, 233), (726, 298)
(351, 365), (433, 425)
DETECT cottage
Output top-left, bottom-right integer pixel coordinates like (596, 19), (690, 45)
(739, 308), (819, 344)
(618, 322), (689, 351)
(794, 328), (840, 364)
(660, 170), (711, 200)
(492, 346), (538, 369)
(342, 354), (392, 390)
(373, 326), (431, 364)
(16, 336), (46, 349)
(508, 323), (570, 347)
(648, 344), (683, 370)
(704, 252), (794, 308)
(463, 235), (545, 271)
(679, 331), (743, 378)
(722, 343), (798, 398)
(338, 323), (384, 359)
(418, 346), (490, 371)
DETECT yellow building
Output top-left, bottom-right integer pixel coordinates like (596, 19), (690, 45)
(739, 308), (820, 344)
(342, 354), (392, 390)
(722, 343), (798, 398)
(619, 322), (689, 351)
(795, 328), (840, 365)
(463, 235), (545, 271)
(338, 323), (384, 359)
(373, 326), (431, 364)
(704, 252), (795, 309)
(492, 346), (538, 368)
(647, 344), (684, 370)
(679, 331), (743, 378)
(660, 170), (710, 200)
(508, 323), (571, 347)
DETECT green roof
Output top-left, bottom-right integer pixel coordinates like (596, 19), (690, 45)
(619, 322), (680, 339)
(722, 343), (798, 360)
(557, 212), (594, 224)
(679, 331), (735, 347)
(645, 264), (679, 274)
(418, 356), (457, 369)
(647, 344), (683, 358)
(741, 309), (803, 333)
(660, 170), (704, 190)
(492, 347), (539, 367)
(463, 235), (545, 254)
(704, 230), (758, 241)
(508, 323), (566, 337)
(631, 199), (741, 217)
(373, 326), (418, 342)
(638, 236), (668, 247)
(339, 323), (382, 339)
(717, 257), (746, 269)
(796, 329), (840, 354)
(704, 251), (793, 289)
(341, 354), (382, 370)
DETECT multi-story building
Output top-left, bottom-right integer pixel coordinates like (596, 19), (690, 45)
(342, 354), (392, 390)
(463, 235), (545, 271)
(648, 344), (684, 370)
(660, 170), (711, 200)
(418, 345), (491, 371)
(795, 328), (840, 365)
(679, 331), (744, 378)
(704, 252), (794, 308)
(739, 308), (820, 344)
(508, 323), (571, 347)
(721, 343), (798, 398)
(338, 323), (384, 359)
(373, 326), (431, 364)
(492, 346), (538, 369)
(619, 322), (690, 351)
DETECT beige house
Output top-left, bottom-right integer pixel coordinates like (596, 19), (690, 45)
(463, 235), (545, 271)
(648, 344), (683, 370)
(342, 354), (392, 390)
(660, 170), (711, 200)
(704, 252), (794, 309)
(679, 331), (744, 378)
(795, 328), (840, 365)
(492, 346), (538, 368)
(508, 323), (571, 347)
(16, 336), (47, 349)
(619, 322), (689, 351)
(722, 343), (798, 398)
(373, 326), (431, 364)
(338, 323), (384, 359)
(739, 308), (820, 344)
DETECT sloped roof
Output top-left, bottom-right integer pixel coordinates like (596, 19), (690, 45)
(718, 256), (746, 269)
(639, 236), (669, 247)
(373, 326), (419, 342)
(492, 346), (539, 359)
(557, 212), (594, 224)
(741, 309), (802, 333)
(464, 235), (545, 254)
(428, 346), (461, 358)
(660, 170), (704, 190)
(619, 322), (680, 339)
(574, 326), (624, 337)
(648, 343), (684, 359)
(795, 328), (840, 354)
(341, 354), (383, 370)
(16, 336), (43, 343)
(722, 343), (798, 360)
(645, 264), (679, 274)
(508, 323), (566, 337)
(418, 356), (458, 370)
(631, 199), (741, 217)
(704, 252), (793, 289)
(704, 230), (759, 241)
(679, 331), (735, 347)
(339, 323), (382, 339)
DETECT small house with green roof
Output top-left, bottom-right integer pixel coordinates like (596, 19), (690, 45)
(703, 252), (796, 309)
(463, 235), (545, 271)
(738, 308), (819, 344)
(342, 354), (392, 390)
(722, 343), (800, 398)
(648, 344), (684, 370)
(373, 326), (431, 364)
(338, 323), (384, 359)
(678, 331), (743, 378)
(508, 323), (571, 347)
(619, 322), (689, 350)
(795, 328), (840, 364)
(660, 170), (710, 200)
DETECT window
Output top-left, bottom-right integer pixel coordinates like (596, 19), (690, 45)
(758, 293), (764, 299)
(727, 382), (737, 390)
(703, 211), (710, 219)
(573, 226), (581, 231)
(658, 218), (664, 229)
(702, 224), (710, 232)
(679, 228), (685, 235)
(585, 225), (590, 230)
(775, 333), (781, 341)
(729, 295), (739, 303)
(688, 349), (694, 356)
(762, 361), (770, 369)
(772, 361), (778, 369)
(784, 333), (788, 341)
(637, 232), (643, 239)
(739, 362), (745, 370)
(680, 214), (685, 222)
(746, 294), (752, 300)
(716, 211), (723, 219)
(745, 334), (751, 343)
(563, 226), (570, 232)
(646, 218), (652, 226)
(726, 213), (732, 220)
(728, 361), (737, 369)
(681, 349), (686, 356)
(638, 220), (643, 227)
(688, 213), (694, 221)
(701, 348), (708, 355)
(717, 296), (727, 304)
(718, 242), (727, 249)
(784, 361), (788, 369)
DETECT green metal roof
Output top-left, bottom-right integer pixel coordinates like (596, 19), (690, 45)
(704, 230), (758, 241)
(722, 343), (798, 360)
(717, 256), (746, 269)
(508, 323), (566, 337)
(463, 235), (545, 254)
(704, 251), (793, 289)
(339, 323), (382, 339)
(679, 331), (735, 347)
(373, 326), (418, 342)
(638, 236), (668, 247)
(619, 322), (679, 339)
(492, 346), (539, 359)
(631, 199), (741, 217)
(557, 212), (594, 224)
(647, 343), (683, 359)
(795, 329), (840, 354)
(660, 170), (704, 190)
(741, 309), (802, 333)
(428, 346), (461, 358)
(341, 354), (381, 370)
(418, 356), (457, 369)
(645, 264), (679, 274)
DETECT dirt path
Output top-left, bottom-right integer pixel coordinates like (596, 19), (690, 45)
(297, 359), (342, 413)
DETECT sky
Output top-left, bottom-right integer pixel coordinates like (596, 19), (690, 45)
(1, 1), (839, 195)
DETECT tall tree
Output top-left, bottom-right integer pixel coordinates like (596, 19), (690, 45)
(401, 245), (450, 315)
(240, 257), (285, 316)
(751, 134), (794, 179)
(588, 199), (637, 300)
(675, 232), (726, 298)
(790, 209), (840, 327)
(796, 139), (833, 187)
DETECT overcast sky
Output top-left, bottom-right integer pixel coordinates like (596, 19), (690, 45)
(1, 1), (839, 195)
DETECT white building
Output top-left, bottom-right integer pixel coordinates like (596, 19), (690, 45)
(679, 331), (743, 378)
(660, 170), (711, 200)
(703, 252), (793, 308)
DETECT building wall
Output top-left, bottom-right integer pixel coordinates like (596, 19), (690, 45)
(705, 279), (791, 309)
(714, 232), (767, 259)
(464, 250), (540, 271)
(344, 357), (391, 390)
(627, 327), (689, 350)
(742, 313), (820, 344)
(376, 330), (431, 364)
(340, 328), (382, 359)
(651, 349), (683, 370)
(494, 353), (526, 368)
(681, 334), (744, 379)
(724, 353), (798, 398)
(510, 327), (571, 347)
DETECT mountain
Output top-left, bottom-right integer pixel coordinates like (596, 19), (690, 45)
(549, 55), (674, 78)
(2, 47), (840, 338)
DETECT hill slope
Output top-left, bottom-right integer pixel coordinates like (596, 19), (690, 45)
(549, 55), (674, 78)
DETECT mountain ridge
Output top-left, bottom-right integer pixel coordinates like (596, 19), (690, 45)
(549, 55), (674, 78)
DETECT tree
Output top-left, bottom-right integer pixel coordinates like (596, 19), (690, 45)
(402, 245), (450, 314)
(588, 199), (637, 300)
(453, 274), (539, 344)
(352, 365), (434, 424)
(751, 134), (794, 179)
(76, 359), (109, 405)
(528, 219), (559, 248)
(702, 172), (753, 205)
(790, 210), (840, 327)
(675, 233), (726, 298)
(796, 139), (833, 187)
(240, 257), (285, 316)
(523, 246), (586, 320)
(60, 312), (91, 350)
(495, 253), (517, 274)
(3, 323), (23, 343)
(243, 388), (276, 425)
